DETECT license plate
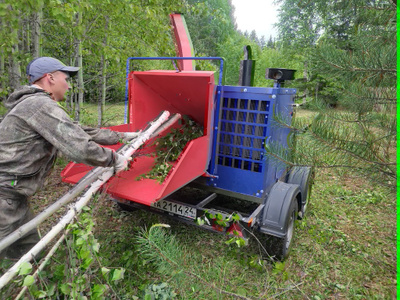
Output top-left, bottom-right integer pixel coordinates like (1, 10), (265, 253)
(152, 199), (196, 219)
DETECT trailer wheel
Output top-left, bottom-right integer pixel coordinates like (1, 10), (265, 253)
(288, 166), (314, 219)
(265, 199), (298, 261)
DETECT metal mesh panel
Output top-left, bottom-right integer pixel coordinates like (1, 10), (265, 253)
(217, 97), (270, 173)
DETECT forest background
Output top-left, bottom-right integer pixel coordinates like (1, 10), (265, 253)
(0, 0), (397, 299)
(0, 0), (396, 191)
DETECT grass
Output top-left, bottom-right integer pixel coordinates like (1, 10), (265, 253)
(93, 167), (396, 299)
(0, 105), (396, 299)
(72, 165), (394, 299)
(56, 101), (126, 127)
(77, 102), (126, 127)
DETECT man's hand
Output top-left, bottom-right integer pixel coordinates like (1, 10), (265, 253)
(121, 131), (142, 143)
(114, 153), (132, 174)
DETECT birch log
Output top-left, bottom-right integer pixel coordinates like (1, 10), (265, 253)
(0, 112), (173, 253)
(0, 111), (171, 290)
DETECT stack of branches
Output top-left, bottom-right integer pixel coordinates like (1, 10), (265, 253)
(137, 115), (203, 183)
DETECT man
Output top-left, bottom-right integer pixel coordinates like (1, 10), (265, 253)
(0, 57), (138, 259)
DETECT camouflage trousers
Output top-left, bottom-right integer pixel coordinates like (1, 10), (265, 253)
(0, 190), (40, 260)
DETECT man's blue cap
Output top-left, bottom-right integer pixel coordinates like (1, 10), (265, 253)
(26, 57), (80, 84)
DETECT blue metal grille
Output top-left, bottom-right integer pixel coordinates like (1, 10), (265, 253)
(217, 97), (271, 173)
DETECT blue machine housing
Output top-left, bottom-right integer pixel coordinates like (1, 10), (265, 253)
(206, 85), (296, 202)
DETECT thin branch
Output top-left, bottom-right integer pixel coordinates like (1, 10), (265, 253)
(14, 232), (68, 300)
(308, 128), (394, 168)
(270, 281), (304, 298)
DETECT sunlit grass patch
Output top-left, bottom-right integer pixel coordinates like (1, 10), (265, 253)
(78, 102), (126, 127)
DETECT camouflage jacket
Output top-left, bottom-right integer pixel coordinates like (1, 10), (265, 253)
(0, 86), (121, 198)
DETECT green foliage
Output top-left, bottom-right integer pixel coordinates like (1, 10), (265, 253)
(137, 116), (203, 182)
(272, 0), (396, 192)
(15, 205), (129, 299)
(185, 0), (236, 57)
(18, 262), (33, 276)
(135, 223), (256, 299)
(197, 210), (247, 248)
(255, 47), (304, 88)
(0, 0), (186, 107)
(185, 0), (253, 86)
(272, 261), (289, 281)
(144, 282), (177, 300)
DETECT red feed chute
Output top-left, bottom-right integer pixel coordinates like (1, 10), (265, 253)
(61, 70), (215, 206)
(169, 13), (195, 71)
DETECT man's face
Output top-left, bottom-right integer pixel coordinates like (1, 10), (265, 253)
(50, 71), (71, 101)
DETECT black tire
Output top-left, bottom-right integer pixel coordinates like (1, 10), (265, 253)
(287, 166), (314, 219)
(265, 199), (298, 261)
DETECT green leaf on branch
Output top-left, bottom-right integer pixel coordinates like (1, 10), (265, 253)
(196, 217), (205, 226)
(215, 213), (223, 220)
(231, 213), (240, 222)
(235, 238), (246, 247)
(92, 284), (108, 298)
(101, 267), (110, 276)
(23, 275), (35, 287)
(60, 283), (71, 295)
(19, 261), (32, 275)
(111, 268), (125, 281)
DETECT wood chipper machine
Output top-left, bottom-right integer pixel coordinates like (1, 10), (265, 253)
(61, 14), (313, 260)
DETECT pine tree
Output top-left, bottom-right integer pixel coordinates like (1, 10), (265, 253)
(269, 0), (396, 192)
(249, 29), (259, 45)
(259, 35), (267, 48)
(266, 35), (274, 48)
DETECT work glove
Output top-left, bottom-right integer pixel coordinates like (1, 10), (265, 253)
(121, 131), (142, 143)
(113, 153), (132, 174)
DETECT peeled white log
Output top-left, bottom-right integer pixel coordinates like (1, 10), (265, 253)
(0, 111), (171, 254)
(0, 111), (171, 290)
(149, 113), (181, 139)
(0, 169), (113, 290)
(0, 167), (106, 253)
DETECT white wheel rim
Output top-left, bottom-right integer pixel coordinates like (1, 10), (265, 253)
(285, 209), (295, 250)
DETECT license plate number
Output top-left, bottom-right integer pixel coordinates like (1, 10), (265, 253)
(152, 200), (196, 219)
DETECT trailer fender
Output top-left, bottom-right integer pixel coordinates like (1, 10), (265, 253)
(259, 181), (300, 238)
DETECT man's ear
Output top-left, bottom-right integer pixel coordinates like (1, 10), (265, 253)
(46, 73), (56, 86)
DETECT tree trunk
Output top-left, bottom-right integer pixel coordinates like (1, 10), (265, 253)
(74, 85), (80, 121)
(98, 17), (109, 127)
(302, 61), (308, 104)
(66, 89), (73, 112)
(32, 8), (43, 58)
(23, 20), (29, 55)
(9, 31), (21, 90)
(0, 111), (171, 266)
(98, 55), (106, 127)
(0, 47), (4, 103)
(77, 42), (84, 107)
(73, 12), (83, 121)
